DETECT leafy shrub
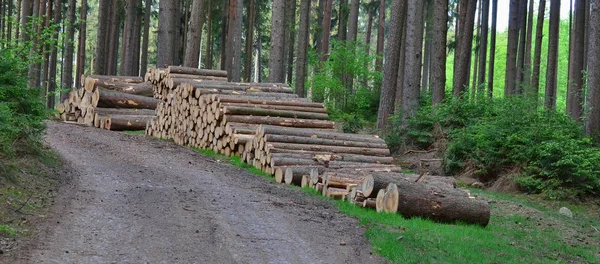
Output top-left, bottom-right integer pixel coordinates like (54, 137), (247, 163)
(395, 95), (600, 198)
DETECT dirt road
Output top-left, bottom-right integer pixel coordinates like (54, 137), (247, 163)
(6, 122), (381, 264)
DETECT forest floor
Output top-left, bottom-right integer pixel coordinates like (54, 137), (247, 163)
(0, 121), (381, 263)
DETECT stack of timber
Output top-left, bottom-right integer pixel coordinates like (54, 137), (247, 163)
(146, 66), (231, 100)
(56, 75), (160, 131)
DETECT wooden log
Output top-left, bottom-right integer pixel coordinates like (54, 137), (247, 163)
(375, 189), (386, 213)
(361, 172), (457, 198)
(259, 125), (385, 144)
(284, 167), (307, 186)
(363, 198), (377, 209)
(105, 115), (155, 131)
(94, 81), (154, 97)
(180, 82), (294, 93)
(267, 152), (392, 164)
(215, 95), (316, 106)
(94, 87), (160, 109)
(166, 66), (228, 77)
(220, 102), (327, 113)
(85, 75), (145, 83)
(301, 175), (310, 188)
(94, 107), (156, 116)
(326, 187), (348, 200)
(223, 106), (329, 120)
(270, 157), (370, 168)
(189, 88), (299, 98)
(266, 142), (389, 156)
(264, 134), (389, 149)
(387, 181), (491, 227)
(224, 115), (335, 129)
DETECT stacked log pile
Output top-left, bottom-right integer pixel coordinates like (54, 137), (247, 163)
(145, 66), (229, 100)
(56, 75), (160, 130)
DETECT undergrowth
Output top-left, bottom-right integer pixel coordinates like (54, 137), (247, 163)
(388, 95), (600, 199)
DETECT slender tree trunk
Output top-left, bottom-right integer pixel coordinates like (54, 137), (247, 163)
(471, 0), (481, 100)
(504, 0), (520, 96)
(140, 0), (151, 75)
(40, 0), (52, 95)
(61, 0), (76, 101)
(75, 0), (86, 88)
(432, 0), (448, 104)
(20, 0), (31, 41)
(157, 0), (180, 68)
(220, 0), (228, 70)
(7, 0), (13, 43)
(107, 0), (120, 75)
(183, 0), (205, 68)
(515, 0), (528, 94)
(394, 17), (407, 112)
(452, 0), (477, 97)
(348, 0), (359, 42)
(477, 0), (489, 94)
(321, 0), (333, 61)
(586, 0), (600, 139)
(15, 0), (22, 46)
(226, 0), (242, 82)
(523, 0), (534, 92)
(285, 0), (296, 84)
(583, 0), (590, 71)
(269, 0), (285, 82)
(315, 0), (324, 52)
(204, 0), (213, 69)
(531, 0), (545, 103)
(376, 0), (406, 130)
(94, 0), (110, 74)
(338, 0), (348, 41)
(421, 0), (433, 93)
(544, 0), (560, 110)
(47, 0), (61, 109)
(295, 0), (310, 97)
(487, 0), (498, 97)
(401, 0), (425, 126)
(122, 0), (141, 75)
(243, 0), (255, 81)
(567, 0), (586, 119)
(365, 0), (374, 56)
(26, 0), (39, 88)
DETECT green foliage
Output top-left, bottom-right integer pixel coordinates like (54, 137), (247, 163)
(307, 40), (382, 129)
(0, 49), (48, 177)
(395, 95), (600, 198)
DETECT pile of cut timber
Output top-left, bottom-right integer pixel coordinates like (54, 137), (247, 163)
(56, 75), (160, 131)
(145, 66), (229, 100)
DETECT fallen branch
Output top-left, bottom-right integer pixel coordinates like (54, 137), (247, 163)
(402, 149), (438, 155)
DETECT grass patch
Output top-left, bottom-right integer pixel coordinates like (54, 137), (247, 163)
(191, 147), (273, 180)
(123, 130), (145, 135)
(0, 225), (19, 237)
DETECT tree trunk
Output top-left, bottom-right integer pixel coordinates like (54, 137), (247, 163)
(295, 0), (310, 97)
(376, 0), (405, 130)
(107, 0), (120, 75)
(265, 142), (390, 156)
(522, 0), (534, 93)
(224, 115), (335, 129)
(220, 0), (228, 70)
(106, 115), (155, 131)
(321, 0), (333, 61)
(140, 0), (151, 75)
(452, 0), (476, 97)
(47, 0), (61, 109)
(268, 0), (285, 82)
(431, 0), (448, 104)
(504, 0), (519, 96)
(360, 172), (457, 198)
(585, 0), (600, 139)
(183, 0), (205, 68)
(26, 0), (40, 88)
(75, 0), (87, 89)
(285, 0), (296, 84)
(243, 0), (255, 82)
(470, 1), (481, 100)
(122, 0), (140, 76)
(20, 0), (31, 41)
(531, 0), (545, 102)
(421, 0), (433, 93)
(477, 0), (490, 95)
(401, 0), (425, 126)
(223, 106), (329, 120)
(264, 134), (388, 148)
(15, 0), (22, 46)
(347, 0), (359, 42)
(94, 0), (110, 74)
(545, 0), (560, 110)
(487, 0), (498, 97)
(225, 0), (242, 82)
(204, 0), (213, 69)
(567, 0), (586, 120)
(95, 107), (156, 116)
(338, 0), (348, 41)
(515, 0), (528, 94)
(157, 0), (180, 68)
(375, 0), (384, 72)
(365, 0), (375, 56)
(60, 0), (76, 101)
(94, 87), (160, 109)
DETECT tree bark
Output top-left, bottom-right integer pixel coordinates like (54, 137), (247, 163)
(431, 0), (448, 105)
(94, 87), (160, 109)
(487, 0), (498, 97)
(401, 0), (425, 126)
(374, 0), (384, 72)
(522, 0), (534, 92)
(94, 0), (110, 74)
(295, 0), (310, 97)
(531, 0), (545, 102)
(321, 0), (333, 61)
(140, 0), (151, 75)
(220, 0), (228, 70)
(365, 0), (375, 56)
(224, 115), (335, 129)
(95, 107), (156, 116)
(26, 0), (40, 88)
(107, 0), (120, 75)
(477, 0), (490, 94)
(204, 0), (213, 69)
(264, 134), (388, 148)
(106, 115), (155, 131)
(586, 0), (600, 139)
(338, 0), (348, 41)
(20, 0), (31, 41)
(515, 0), (528, 94)
(60, 0), (76, 101)
(268, 0), (285, 83)
(376, 0), (405, 130)
(157, 0), (180, 68)
(360, 172), (457, 198)
(260, 124), (385, 143)
(75, 0), (87, 89)
(223, 106), (329, 120)
(545, 0), (560, 110)
(266, 142), (390, 156)
(567, 0), (586, 120)
(347, 0), (359, 42)
(243, 0), (255, 82)
(284, 0), (296, 84)
(122, 0), (141, 76)
(421, 0), (433, 93)
(452, 0), (477, 97)
(183, 0), (204, 68)
(315, 0), (325, 53)
(47, 0), (61, 109)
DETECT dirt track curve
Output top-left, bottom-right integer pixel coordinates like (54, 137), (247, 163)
(4, 121), (381, 264)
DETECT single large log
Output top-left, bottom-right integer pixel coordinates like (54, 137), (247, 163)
(94, 87), (160, 109)
(270, 157), (368, 167)
(191, 88), (299, 98)
(266, 142), (390, 156)
(94, 81), (154, 97)
(215, 95), (316, 106)
(387, 181), (491, 227)
(95, 107), (156, 116)
(180, 82), (294, 93)
(224, 115), (335, 129)
(264, 134), (388, 149)
(166, 66), (228, 77)
(267, 152), (393, 164)
(105, 115), (155, 131)
(361, 172), (457, 198)
(84, 75), (145, 83)
(223, 106), (329, 120)
(260, 125), (385, 144)
(220, 102), (327, 113)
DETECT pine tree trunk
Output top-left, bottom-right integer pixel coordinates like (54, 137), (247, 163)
(243, 0), (255, 82)
(47, 0), (61, 109)
(321, 0), (333, 62)
(487, 0), (498, 97)
(183, 0), (205, 68)
(94, 0), (110, 74)
(374, 0), (384, 72)
(545, 0), (560, 110)
(376, 0), (406, 130)
(295, 0), (310, 97)
(122, 0), (140, 75)
(61, 0), (76, 101)
(26, 0), (40, 88)
(226, 0), (242, 82)
(531, 0), (545, 103)
(20, 0), (31, 41)
(504, 0), (520, 96)
(586, 0), (600, 140)
(140, 0), (151, 75)
(338, 0), (348, 41)
(401, 0), (425, 126)
(452, 0), (476, 97)
(107, 0), (120, 75)
(285, 0), (296, 84)
(315, 0), (324, 53)
(269, 0), (285, 82)
(567, 0), (586, 119)
(347, 0), (359, 42)
(515, 0), (528, 94)
(220, 0), (228, 70)
(15, 0), (22, 46)
(75, 0), (87, 88)
(365, 1), (374, 56)
(477, 0), (490, 94)
(204, 0), (213, 69)
(157, 0), (180, 68)
(470, 0), (481, 100)
(421, 0), (433, 93)
(394, 21), (407, 112)
(431, 0), (448, 105)
(523, 0), (534, 92)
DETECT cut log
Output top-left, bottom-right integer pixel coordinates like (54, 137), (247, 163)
(387, 181), (491, 226)
(85, 75), (145, 83)
(224, 115), (335, 129)
(375, 189), (386, 213)
(220, 102), (327, 113)
(94, 81), (154, 97)
(166, 66), (228, 77)
(284, 167), (308, 186)
(94, 87), (160, 109)
(259, 125), (385, 144)
(301, 175), (310, 188)
(361, 172), (457, 198)
(266, 142), (389, 156)
(270, 157), (371, 167)
(94, 107), (156, 116)
(215, 95), (316, 106)
(105, 115), (155, 131)
(264, 134), (389, 149)
(223, 106), (329, 120)
(363, 198), (377, 209)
